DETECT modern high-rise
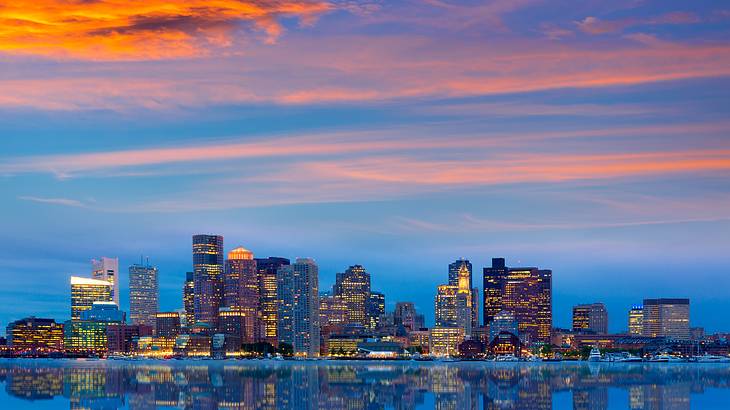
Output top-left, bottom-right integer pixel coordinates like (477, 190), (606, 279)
(277, 258), (320, 357)
(572, 303), (608, 334)
(192, 234), (224, 327)
(255, 257), (290, 346)
(642, 298), (690, 339)
(319, 293), (348, 327)
(628, 305), (644, 335)
(482, 258), (552, 344)
(435, 285), (458, 328)
(223, 246), (258, 343)
(367, 291), (385, 330)
(183, 271), (194, 327)
(449, 259), (479, 329)
(92, 256), (119, 306)
(70, 276), (113, 321)
(128, 261), (159, 329)
(333, 265), (371, 327)
(489, 310), (518, 343)
(155, 312), (182, 338)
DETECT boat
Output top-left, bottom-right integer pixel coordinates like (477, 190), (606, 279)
(695, 353), (730, 363)
(649, 353), (685, 363)
(587, 347), (602, 362)
(495, 354), (519, 362)
(603, 352), (643, 363)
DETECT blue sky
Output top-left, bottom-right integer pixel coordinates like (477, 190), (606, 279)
(1, 0), (729, 333)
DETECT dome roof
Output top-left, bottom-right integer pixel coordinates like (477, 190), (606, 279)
(228, 246), (254, 260)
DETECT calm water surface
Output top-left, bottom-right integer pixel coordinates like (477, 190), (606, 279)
(1, 359), (730, 409)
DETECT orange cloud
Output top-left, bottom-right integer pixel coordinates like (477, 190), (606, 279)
(0, 0), (331, 60)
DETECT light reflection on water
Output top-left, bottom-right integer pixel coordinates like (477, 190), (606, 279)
(1, 359), (730, 409)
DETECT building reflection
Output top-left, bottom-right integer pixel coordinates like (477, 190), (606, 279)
(0, 362), (728, 409)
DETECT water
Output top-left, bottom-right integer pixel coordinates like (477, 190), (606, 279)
(1, 359), (730, 409)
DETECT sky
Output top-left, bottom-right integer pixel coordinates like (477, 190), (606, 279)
(0, 0), (729, 334)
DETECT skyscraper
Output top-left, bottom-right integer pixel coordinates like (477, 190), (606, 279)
(91, 256), (119, 306)
(333, 265), (371, 327)
(183, 271), (194, 328)
(223, 246), (258, 343)
(70, 276), (113, 321)
(628, 305), (644, 336)
(642, 298), (690, 339)
(435, 285), (458, 328)
(192, 234), (224, 327)
(572, 303), (608, 334)
(277, 258), (320, 357)
(367, 291), (385, 330)
(449, 259), (479, 329)
(483, 257), (507, 324)
(128, 261), (159, 329)
(255, 257), (290, 346)
(482, 258), (552, 344)
(394, 302), (425, 331)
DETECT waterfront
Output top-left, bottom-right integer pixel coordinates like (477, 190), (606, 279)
(1, 360), (730, 409)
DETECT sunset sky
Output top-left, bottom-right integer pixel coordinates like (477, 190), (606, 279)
(1, 0), (729, 333)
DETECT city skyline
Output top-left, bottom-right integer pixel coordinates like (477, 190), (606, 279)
(1, 0), (729, 334)
(0, 238), (706, 336)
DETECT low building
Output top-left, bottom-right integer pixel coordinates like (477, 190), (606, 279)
(458, 339), (485, 358)
(107, 324), (152, 354)
(429, 327), (464, 357)
(357, 341), (405, 359)
(408, 329), (430, 354)
(155, 312), (181, 338)
(6, 317), (64, 355)
(327, 335), (363, 356)
(489, 331), (521, 357)
(173, 334), (212, 357)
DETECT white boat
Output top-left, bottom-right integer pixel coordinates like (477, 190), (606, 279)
(588, 348), (602, 362)
(695, 353), (730, 363)
(495, 354), (519, 362)
(649, 353), (685, 363)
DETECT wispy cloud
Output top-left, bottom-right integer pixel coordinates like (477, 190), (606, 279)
(18, 196), (87, 208)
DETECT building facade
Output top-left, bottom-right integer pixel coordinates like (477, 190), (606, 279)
(92, 256), (119, 306)
(572, 303), (608, 334)
(255, 257), (290, 346)
(6, 317), (64, 354)
(129, 261), (159, 329)
(277, 258), (320, 357)
(333, 265), (371, 327)
(394, 302), (425, 332)
(642, 298), (690, 339)
(183, 271), (194, 328)
(449, 259), (479, 329)
(429, 327), (464, 357)
(192, 234), (224, 328)
(367, 291), (385, 330)
(482, 258), (552, 344)
(223, 247), (258, 343)
(155, 312), (181, 338)
(628, 305), (644, 336)
(70, 276), (113, 321)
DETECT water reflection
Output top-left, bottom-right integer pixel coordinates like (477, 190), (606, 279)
(1, 360), (730, 409)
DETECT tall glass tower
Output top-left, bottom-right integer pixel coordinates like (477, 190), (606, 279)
(129, 260), (159, 329)
(192, 234), (224, 328)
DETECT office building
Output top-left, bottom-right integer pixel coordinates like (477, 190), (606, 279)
(107, 324), (152, 354)
(129, 261), (159, 329)
(155, 312), (181, 338)
(489, 310), (518, 343)
(224, 246), (258, 342)
(482, 258), (552, 344)
(642, 298), (690, 339)
(183, 271), (194, 327)
(572, 303), (608, 334)
(628, 305), (644, 336)
(92, 256), (119, 306)
(429, 327), (464, 357)
(192, 234), (224, 327)
(70, 276), (113, 321)
(394, 302), (425, 331)
(6, 317), (64, 353)
(255, 257), (290, 346)
(218, 308), (249, 342)
(449, 259), (479, 329)
(319, 293), (348, 327)
(277, 258), (320, 357)
(435, 285), (458, 328)
(367, 291), (385, 330)
(333, 265), (371, 327)
(65, 302), (125, 354)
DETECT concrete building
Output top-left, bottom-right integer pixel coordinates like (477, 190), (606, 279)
(277, 258), (320, 357)
(642, 298), (690, 339)
(628, 305), (644, 336)
(572, 303), (608, 334)
(92, 256), (119, 306)
(129, 261), (159, 329)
